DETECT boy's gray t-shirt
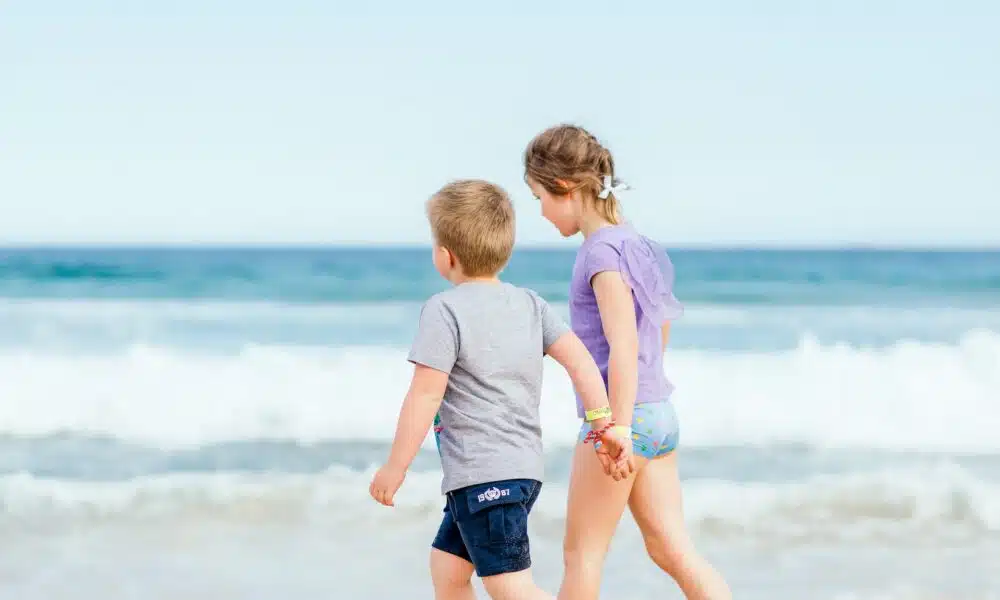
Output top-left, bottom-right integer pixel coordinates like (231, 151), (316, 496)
(408, 281), (570, 494)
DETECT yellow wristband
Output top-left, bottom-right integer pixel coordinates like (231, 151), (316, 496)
(584, 406), (612, 422)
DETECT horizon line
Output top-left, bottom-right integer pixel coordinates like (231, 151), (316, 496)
(2, 241), (999, 252)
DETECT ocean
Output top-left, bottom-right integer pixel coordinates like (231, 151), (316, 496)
(1, 246), (998, 599)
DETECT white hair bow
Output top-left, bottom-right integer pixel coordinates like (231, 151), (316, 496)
(598, 175), (630, 199)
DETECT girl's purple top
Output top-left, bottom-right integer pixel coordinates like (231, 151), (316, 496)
(569, 223), (684, 418)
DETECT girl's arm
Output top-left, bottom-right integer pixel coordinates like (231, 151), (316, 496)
(662, 321), (671, 350)
(591, 271), (640, 429)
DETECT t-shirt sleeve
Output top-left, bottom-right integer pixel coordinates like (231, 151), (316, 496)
(583, 241), (623, 284)
(407, 296), (459, 374)
(538, 295), (571, 352)
(584, 236), (685, 324)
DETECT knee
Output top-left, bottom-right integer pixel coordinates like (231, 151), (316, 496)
(436, 570), (471, 589)
(562, 539), (607, 574)
(433, 567), (471, 590)
(430, 551), (473, 589)
(643, 532), (687, 576)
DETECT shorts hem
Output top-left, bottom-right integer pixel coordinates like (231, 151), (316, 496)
(430, 540), (472, 563)
(476, 557), (531, 578)
(654, 444), (679, 457)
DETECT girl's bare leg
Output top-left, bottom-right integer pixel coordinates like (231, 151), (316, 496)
(627, 452), (731, 600)
(558, 443), (648, 600)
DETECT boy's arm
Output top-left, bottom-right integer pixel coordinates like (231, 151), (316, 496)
(371, 363), (449, 507)
(546, 331), (634, 479)
(544, 333), (612, 431)
(371, 296), (457, 507)
(386, 364), (448, 471)
(534, 293), (613, 429)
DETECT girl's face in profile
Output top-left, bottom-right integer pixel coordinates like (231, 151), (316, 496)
(527, 177), (579, 238)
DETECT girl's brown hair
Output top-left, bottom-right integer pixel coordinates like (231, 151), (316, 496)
(523, 124), (623, 224)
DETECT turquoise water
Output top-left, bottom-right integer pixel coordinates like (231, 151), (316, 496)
(2, 247), (999, 352)
(3, 247), (998, 304)
(1, 247), (998, 599)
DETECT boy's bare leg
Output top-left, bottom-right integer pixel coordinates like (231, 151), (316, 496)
(431, 548), (477, 600)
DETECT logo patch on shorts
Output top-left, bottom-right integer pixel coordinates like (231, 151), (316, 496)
(477, 486), (509, 503)
(464, 481), (528, 514)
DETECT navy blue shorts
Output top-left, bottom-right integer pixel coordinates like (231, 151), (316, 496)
(431, 478), (542, 578)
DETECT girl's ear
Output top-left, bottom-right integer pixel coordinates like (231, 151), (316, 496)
(554, 179), (577, 197)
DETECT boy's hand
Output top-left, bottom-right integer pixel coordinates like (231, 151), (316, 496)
(369, 463), (407, 507)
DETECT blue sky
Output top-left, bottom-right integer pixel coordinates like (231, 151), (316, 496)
(1, 1), (998, 246)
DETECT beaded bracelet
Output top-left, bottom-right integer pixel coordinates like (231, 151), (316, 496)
(583, 421), (616, 444)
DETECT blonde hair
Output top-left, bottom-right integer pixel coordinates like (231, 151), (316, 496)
(426, 180), (515, 277)
(523, 124), (623, 224)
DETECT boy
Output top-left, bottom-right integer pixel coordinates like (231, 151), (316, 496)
(369, 180), (627, 600)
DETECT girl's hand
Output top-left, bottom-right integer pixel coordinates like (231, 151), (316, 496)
(610, 439), (636, 481)
(596, 427), (635, 481)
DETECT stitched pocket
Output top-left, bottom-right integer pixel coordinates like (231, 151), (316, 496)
(464, 482), (528, 546)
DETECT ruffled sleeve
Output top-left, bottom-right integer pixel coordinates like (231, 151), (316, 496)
(618, 236), (684, 323)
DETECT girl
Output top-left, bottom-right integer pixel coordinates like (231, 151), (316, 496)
(524, 124), (732, 600)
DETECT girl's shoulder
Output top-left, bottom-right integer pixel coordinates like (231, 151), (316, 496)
(577, 223), (633, 259)
(579, 223), (661, 262)
(579, 223), (684, 321)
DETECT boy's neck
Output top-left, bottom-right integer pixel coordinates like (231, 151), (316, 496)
(452, 274), (501, 285)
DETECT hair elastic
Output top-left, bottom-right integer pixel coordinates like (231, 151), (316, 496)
(597, 175), (631, 199)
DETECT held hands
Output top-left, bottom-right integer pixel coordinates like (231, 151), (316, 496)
(585, 420), (636, 481)
(596, 426), (635, 481)
(369, 462), (407, 507)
